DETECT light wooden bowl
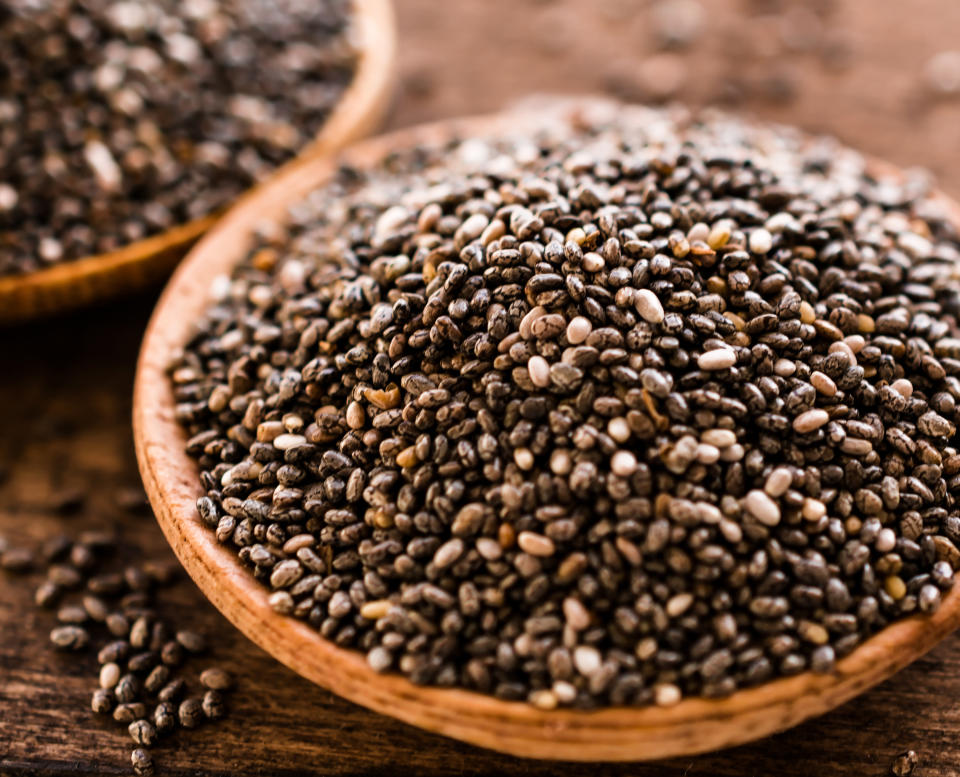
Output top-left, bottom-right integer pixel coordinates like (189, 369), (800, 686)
(0, 0), (396, 326)
(134, 103), (960, 762)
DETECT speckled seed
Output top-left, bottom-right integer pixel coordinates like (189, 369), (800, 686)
(890, 378), (914, 398)
(199, 667), (233, 691)
(666, 593), (694, 617)
(34, 581), (61, 608)
(810, 371), (837, 397)
(764, 467), (793, 498)
(514, 448), (534, 470)
(701, 428), (736, 448)
(610, 450), (638, 477)
(517, 531), (556, 557)
(367, 646), (392, 672)
(748, 228), (773, 254)
(131, 748), (154, 777)
(157, 678), (186, 704)
(144, 665), (171, 694)
(100, 662), (121, 689)
(360, 600), (391, 619)
(697, 348), (736, 370)
(562, 597), (591, 630)
(802, 498), (827, 521)
(891, 750), (918, 777)
(634, 289), (665, 324)
(530, 689), (558, 710)
(202, 690), (225, 720)
(175, 630), (207, 654)
(91, 688), (115, 714)
(475, 537), (502, 561)
(607, 417), (630, 443)
(106, 613), (129, 638)
(113, 703), (147, 724)
(273, 433), (307, 451)
(573, 645), (601, 676)
(793, 408), (829, 433)
(744, 490), (781, 526)
(654, 683), (682, 706)
(129, 617), (150, 649)
(346, 401), (365, 429)
(527, 355), (551, 388)
(696, 444), (719, 464)
(50, 625), (89, 650)
(885, 575), (907, 600)
(876, 528), (897, 553)
(154, 702), (177, 735)
(178, 697), (203, 729)
(774, 358), (795, 377)
(128, 719), (156, 746)
(433, 538), (465, 569)
(519, 306), (546, 339)
(566, 316), (592, 344)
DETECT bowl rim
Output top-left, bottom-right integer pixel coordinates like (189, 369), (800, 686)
(0, 0), (397, 324)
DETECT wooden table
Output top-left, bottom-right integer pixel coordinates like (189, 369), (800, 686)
(5, 1), (960, 774)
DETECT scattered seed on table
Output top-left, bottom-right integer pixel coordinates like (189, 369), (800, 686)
(113, 703), (147, 724)
(47, 565), (83, 589)
(99, 641), (130, 665)
(88, 573), (125, 596)
(100, 662), (122, 690)
(91, 688), (116, 715)
(50, 625), (89, 651)
(129, 617), (151, 649)
(41, 535), (73, 563)
(131, 748), (154, 777)
(1, 547), (35, 573)
(144, 665), (171, 694)
(160, 640), (185, 667)
(891, 750), (919, 777)
(82, 595), (109, 622)
(157, 678), (187, 704)
(57, 605), (89, 624)
(34, 581), (62, 608)
(175, 630), (207, 654)
(153, 702), (177, 736)
(115, 674), (140, 704)
(201, 690), (225, 720)
(69, 544), (96, 571)
(199, 667), (232, 691)
(128, 719), (157, 747)
(178, 697), (203, 729)
(51, 489), (85, 515)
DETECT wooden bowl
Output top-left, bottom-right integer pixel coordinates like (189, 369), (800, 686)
(0, 0), (396, 326)
(134, 103), (960, 762)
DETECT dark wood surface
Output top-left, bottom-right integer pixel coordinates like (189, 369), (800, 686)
(6, 1), (960, 774)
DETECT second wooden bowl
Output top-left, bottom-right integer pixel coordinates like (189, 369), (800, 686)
(134, 100), (960, 762)
(0, 0), (396, 326)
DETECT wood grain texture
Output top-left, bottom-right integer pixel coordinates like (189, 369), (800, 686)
(132, 100), (960, 761)
(0, 0), (396, 326)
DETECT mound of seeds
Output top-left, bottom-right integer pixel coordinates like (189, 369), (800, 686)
(170, 102), (960, 709)
(0, 0), (356, 276)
